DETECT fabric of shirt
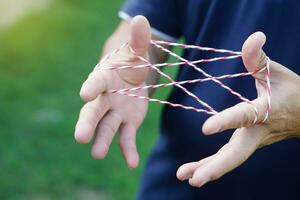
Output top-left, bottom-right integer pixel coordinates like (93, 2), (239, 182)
(121, 0), (300, 200)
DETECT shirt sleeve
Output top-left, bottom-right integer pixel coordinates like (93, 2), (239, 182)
(119, 0), (182, 42)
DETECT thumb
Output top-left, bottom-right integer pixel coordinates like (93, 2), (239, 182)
(129, 15), (151, 56)
(242, 32), (268, 79)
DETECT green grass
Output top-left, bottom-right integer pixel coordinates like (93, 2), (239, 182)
(0, 1), (178, 199)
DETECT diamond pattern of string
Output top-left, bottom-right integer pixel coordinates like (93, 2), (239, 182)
(95, 40), (271, 123)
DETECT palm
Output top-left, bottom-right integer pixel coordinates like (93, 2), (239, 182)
(104, 70), (149, 128)
(101, 48), (150, 127)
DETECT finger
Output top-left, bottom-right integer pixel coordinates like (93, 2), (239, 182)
(81, 16), (151, 101)
(118, 123), (139, 169)
(202, 98), (266, 135)
(91, 110), (122, 159)
(242, 32), (268, 80)
(129, 15), (151, 56)
(74, 95), (109, 144)
(116, 16), (151, 86)
(176, 155), (215, 181)
(80, 70), (110, 102)
(202, 32), (270, 136)
(189, 127), (268, 188)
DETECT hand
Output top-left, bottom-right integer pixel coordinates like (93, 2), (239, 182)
(74, 16), (151, 169)
(176, 32), (300, 187)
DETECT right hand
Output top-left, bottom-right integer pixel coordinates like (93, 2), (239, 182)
(74, 16), (151, 169)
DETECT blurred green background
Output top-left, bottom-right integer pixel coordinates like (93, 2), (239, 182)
(0, 0), (177, 199)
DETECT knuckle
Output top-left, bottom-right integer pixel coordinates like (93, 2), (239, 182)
(102, 122), (117, 134)
(120, 135), (134, 146)
(258, 51), (267, 68)
(97, 134), (111, 145)
(119, 134), (135, 151)
(252, 51), (268, 80)
(242, 107), (254, 127)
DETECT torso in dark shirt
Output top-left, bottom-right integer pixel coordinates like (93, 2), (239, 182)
(122, 1), (300, 199)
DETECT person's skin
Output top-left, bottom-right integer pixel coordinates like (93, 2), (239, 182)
(75, 16), (166, 169)
(177, 33), (300, 187)
(75, 16), (300, 187)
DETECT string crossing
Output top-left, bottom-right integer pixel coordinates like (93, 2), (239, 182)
(94, 40), (271, 123)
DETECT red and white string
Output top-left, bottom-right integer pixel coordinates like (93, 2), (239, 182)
(95, 40), (271, 122)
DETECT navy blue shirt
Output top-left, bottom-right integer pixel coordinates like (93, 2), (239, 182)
(121, 1), (300, 200)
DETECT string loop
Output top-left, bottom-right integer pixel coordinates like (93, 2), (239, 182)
(96, 40), (271, 122)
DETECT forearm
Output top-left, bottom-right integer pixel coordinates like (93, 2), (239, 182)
(103, 20), (168, 95)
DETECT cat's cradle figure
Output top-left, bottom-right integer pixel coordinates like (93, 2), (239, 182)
(95, 40), (271, 123)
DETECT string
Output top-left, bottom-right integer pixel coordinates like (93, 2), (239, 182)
(95, 40), (271, 123)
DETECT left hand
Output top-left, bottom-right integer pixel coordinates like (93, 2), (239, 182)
(176, 32), (300, 188)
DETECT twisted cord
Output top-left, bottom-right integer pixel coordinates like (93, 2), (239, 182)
(95, 40), (271, 122)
